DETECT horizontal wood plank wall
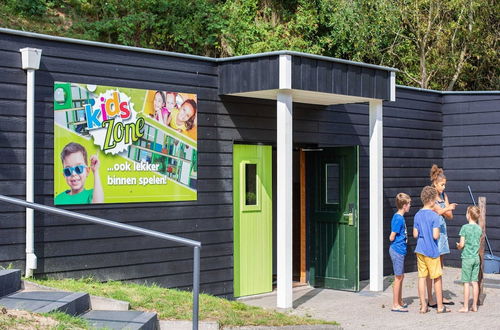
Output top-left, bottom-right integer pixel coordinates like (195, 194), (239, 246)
(0, 32), (234, 297)
(442, 93), (500, 267)
(381, 88), (443, 277)
(2, 31), (497, 294)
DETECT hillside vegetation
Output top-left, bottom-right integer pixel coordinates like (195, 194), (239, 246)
(1, 0), (498, 91)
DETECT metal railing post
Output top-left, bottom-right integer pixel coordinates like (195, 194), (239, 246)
(0, 194), (202, 326)
(192, 246), (200, 330)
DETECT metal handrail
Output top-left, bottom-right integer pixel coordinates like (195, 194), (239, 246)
(0, 194), (201, 330)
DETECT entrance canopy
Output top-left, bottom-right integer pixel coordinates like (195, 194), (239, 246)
(219, 51), (397, 308)
(219, 51), (396, 104)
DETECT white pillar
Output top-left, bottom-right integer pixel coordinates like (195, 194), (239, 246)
(20, 48), (42, 277)
(277, 55), (293, 308)
(369, 99), (383, 291)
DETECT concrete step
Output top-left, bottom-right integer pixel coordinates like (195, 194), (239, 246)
(0, 269), (21, 297)
(81, 310), (158, 330)
(0, 291), (90, 315)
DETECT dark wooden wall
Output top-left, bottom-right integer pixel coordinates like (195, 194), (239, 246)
(292, 56), (391, 100)
(219, 56), (279, 95)
(381, 88), (443, 275)
(1, 31), (499, 298)
(219, 54), (392, 101)
(0, 32), (234, 297)
(442, 93), (500, 267)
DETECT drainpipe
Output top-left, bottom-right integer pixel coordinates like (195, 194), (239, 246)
(20, 48), (42, 278)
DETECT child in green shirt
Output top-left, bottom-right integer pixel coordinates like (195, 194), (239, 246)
(456, 205), (483, 312)
(55, 142), (104, 205)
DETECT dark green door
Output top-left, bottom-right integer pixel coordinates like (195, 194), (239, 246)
(307, 146), (359, 291)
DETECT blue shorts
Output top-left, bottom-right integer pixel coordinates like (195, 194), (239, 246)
(389, 247), (405, 276)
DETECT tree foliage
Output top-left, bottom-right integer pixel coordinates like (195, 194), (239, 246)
(1, 0), (497, 90)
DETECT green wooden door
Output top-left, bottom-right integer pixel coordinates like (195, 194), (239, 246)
(307, 146), (359, 291)
(233, 144), (272, 297)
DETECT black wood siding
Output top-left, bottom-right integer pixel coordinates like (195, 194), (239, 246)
(292, 56), (392, 100)
(0, 32), (234, 297)
(218, 56), (279, 95)
(219, 55), (393, 101)
(1, 31), (499, 296)
(442, 93), (500, 267)
(382, 88), (443, 275)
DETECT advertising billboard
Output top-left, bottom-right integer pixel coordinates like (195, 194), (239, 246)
(54, 82), (197, 204)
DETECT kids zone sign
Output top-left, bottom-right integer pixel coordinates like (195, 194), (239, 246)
(54, 82), (198, 205)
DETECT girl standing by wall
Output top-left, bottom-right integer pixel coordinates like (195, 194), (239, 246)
(427, 164), (457, 307)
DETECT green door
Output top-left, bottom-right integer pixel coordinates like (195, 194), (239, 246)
(307, 146), (359, 291)
(233, 144), (272, 297)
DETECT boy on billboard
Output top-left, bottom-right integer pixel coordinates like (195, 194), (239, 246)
(55, 142), (104, 205)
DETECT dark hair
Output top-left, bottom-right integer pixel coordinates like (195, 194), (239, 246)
(60, 142), (88, 165)
(430, 164), (446, 183)
(396, 193), (411, 209)
(155, 91), (166, 104)
(182, 99), (197, 131)
(420, 186), (438, 205)
(467, 206), (481, 223)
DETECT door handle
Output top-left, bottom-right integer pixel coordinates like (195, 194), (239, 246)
(343, 212), (354, 226)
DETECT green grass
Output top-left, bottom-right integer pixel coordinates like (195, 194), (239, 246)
(31, 278), (336, 327)
(42, 311), (91, 330)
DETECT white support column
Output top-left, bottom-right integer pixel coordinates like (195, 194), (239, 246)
(369, 99), (383, 291)
(277, 55), (293, 309)
(20, 48), (42, 278)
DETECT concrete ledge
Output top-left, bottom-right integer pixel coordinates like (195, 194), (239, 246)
(83, 310), (157, 330)
(23, 280), (129, 310)
(159, 320), (219, 330)
(89, 294), (130, 311)
(22, 280), (59, 292)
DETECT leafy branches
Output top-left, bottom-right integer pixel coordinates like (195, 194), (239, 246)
(1, 0), (497, 90)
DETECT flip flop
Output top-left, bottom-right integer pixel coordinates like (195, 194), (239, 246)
(443, 301), (455, 305)
(401, 303), (408, 308)
(428, 303), (437, 308)
(437, 306), (451, 313)
(391, 307), (408, 313)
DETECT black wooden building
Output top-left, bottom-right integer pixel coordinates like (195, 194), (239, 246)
(0, 28), (498, 305)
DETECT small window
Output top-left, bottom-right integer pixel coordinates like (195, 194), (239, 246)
(325, 163), (340, 204)
(245, 163), (257, 205)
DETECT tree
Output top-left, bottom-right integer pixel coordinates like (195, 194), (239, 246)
(393, 0), (499, 90)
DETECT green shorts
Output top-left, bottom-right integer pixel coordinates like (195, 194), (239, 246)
(461, 257), (480, 283)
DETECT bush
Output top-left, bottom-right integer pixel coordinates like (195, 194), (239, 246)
(6, 0), (48, 17)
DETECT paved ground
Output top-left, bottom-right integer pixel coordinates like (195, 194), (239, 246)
(239, 267), (500, 329)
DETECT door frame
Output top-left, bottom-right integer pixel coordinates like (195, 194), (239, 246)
(303, 146), (360, 291)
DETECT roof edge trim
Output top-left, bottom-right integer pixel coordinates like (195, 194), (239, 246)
(397, 85), (500, 95)
(0, 28), (398, 72)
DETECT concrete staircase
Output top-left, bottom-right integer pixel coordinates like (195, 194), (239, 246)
(0, 269), (158, 329)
